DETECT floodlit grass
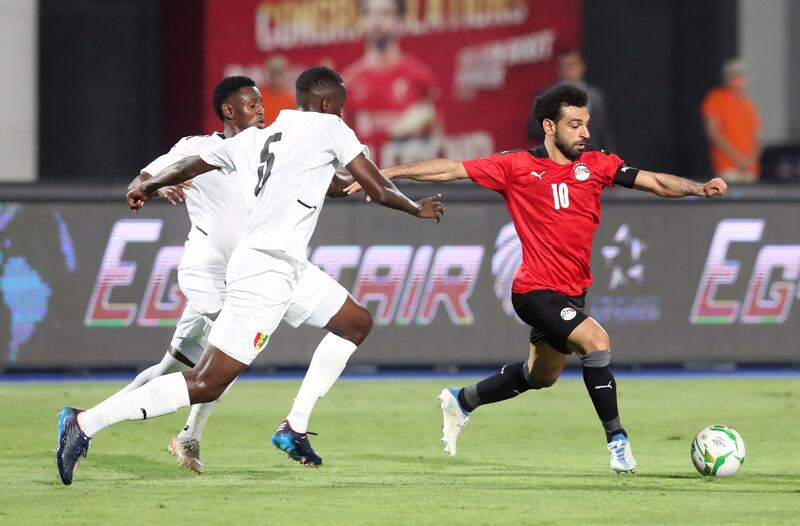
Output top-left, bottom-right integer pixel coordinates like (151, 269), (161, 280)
(1, 377), (798, 525)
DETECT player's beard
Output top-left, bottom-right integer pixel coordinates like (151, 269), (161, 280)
(554, 131), (584, 161)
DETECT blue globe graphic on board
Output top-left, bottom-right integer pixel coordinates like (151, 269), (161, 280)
(0, 203), (76, 363)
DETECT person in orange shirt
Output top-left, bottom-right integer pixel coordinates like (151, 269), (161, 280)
(701, 58), (761, 183)
(259, 55), (296, 125)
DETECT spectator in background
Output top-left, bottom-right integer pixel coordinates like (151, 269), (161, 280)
(701, 58), (761, 183)
(259, 55), (296, 124)
(343, 0), (441, 167)
(528, 50), (614, 151)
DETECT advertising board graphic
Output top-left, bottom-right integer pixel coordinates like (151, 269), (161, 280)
(1, 200), (799, 369)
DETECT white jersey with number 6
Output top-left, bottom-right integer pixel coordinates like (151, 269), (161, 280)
(200, 109), (367, 262)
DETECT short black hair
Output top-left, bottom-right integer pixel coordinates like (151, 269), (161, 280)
(212, 76), (256, 122)
(532, 82), (588, 131)
(295, 66), (344, 99)
(359, 0), (406, 16)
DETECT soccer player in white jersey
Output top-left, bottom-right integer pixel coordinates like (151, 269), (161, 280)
(55, 66), (444, 485)
(84, 76), (265, 474)
(72, 76), (378, 474)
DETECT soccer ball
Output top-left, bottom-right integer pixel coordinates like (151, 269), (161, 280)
(690, 425), (746, 477)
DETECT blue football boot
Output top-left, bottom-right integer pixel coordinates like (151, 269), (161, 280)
(56, 407), (91, 485)
(271, 419), (322, 467)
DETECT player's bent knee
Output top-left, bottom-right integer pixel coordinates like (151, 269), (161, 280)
(530, 374), (557, 389)
(347, 307), (372, 345)
(582, 335), (610, 354)
(522, 363), (556, 389)
(194, 382), (226, 403)
(184, 372), (228, 403)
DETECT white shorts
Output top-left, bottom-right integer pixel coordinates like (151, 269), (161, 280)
(169, 303), (210, 365)
(178, 239), (227, 317)
(208, 247), (304, 365)
(283, 263), (348, 329)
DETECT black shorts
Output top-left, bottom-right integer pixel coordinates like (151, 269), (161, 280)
(511, 289), (588, 354)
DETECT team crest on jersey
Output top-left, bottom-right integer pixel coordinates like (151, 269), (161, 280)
(560, 307), (577, 321)
(573, 163), (591, 181)
(253, 332), (270, 352)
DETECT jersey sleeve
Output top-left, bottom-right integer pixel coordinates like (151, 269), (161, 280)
(140, 136), (194, 175)
(462, 154), (513, 191)
(329, 119), (368, 166)
(599, 152), (628, 187)
(201, 131), (253, 175)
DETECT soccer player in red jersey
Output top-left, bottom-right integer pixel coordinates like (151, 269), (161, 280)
(346, 83), (727, 472)
(342, 0), (440, 167)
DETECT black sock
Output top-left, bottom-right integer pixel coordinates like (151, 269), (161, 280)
(582, 364), (625, 441)
(457, 362), (531, 412)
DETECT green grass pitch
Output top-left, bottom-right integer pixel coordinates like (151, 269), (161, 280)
(1, 377), (799, 525)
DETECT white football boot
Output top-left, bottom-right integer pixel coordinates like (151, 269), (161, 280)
(607, 433), (637, 473)
(169, 436), (205, 474)
(438, 388), (470, 457)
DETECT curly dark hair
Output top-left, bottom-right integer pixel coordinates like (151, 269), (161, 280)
(532, 82), (589, 132)
(212, 76), (256, 122)
(295, 66), (344, 99)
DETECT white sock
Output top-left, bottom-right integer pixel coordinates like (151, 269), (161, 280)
(177, 380), (235, 441)
(287, 333), (357, 433)
(77, 372), (190, 437)
(92, 352), (189, 415)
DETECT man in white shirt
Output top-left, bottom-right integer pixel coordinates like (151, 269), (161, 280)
(56, 66), (444, 485)
(73, 76), (382, 475)
(85, 75), (265, 474)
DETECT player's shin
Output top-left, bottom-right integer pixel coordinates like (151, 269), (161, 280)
(177, 379), (234, 441)
(287, 333), (357, 433)
(77, 372), (191, 437)
(580, 350), (626, 441)
(92, 352), (190, 415)
(458, 361), (542, 412)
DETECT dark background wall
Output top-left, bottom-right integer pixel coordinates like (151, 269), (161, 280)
(38, 0), (162, 183)
(582, 0), (737, 176)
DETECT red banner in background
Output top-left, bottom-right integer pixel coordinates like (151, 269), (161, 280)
(204, 0), (580, 166)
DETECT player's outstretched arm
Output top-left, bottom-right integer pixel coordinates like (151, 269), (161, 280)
(382, 158), (469, 182)
(632, 170), (727, 199)
(127, 156), (217, 210)
(345, 153), (445, 222)
(127, 171), (191, 205)
(344, 158), (468, 195)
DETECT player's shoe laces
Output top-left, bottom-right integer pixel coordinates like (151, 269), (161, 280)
(55, 407), (91, 485)
(168, 437), (205, 474)
(438, 387), (470, 457)
(608, 433), (637, 473)
(271, 420), (322, 467)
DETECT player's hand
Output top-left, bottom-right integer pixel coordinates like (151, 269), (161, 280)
(702, 178), (727, 198)
(344, 181), (376, 202)
(157, 181), (193, 205)
(415, 193), (444, 222)
(127, 184), (155, 211)
(344, 181), (363, 196)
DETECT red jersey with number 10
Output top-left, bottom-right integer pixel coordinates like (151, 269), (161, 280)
(463, 145), (626, 296)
